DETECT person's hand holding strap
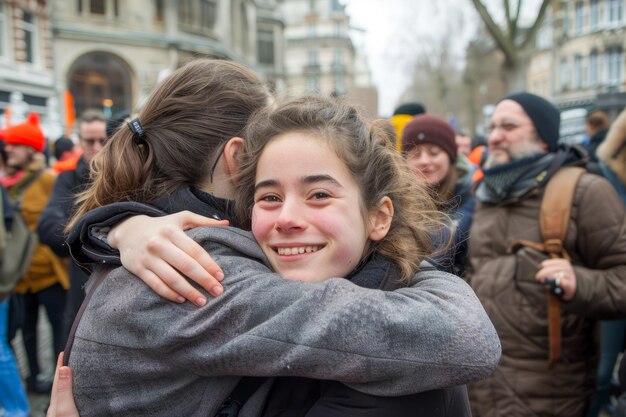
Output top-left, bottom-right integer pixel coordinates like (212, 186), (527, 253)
(108, 211), (229, 306)
(535, 258), (577, 301)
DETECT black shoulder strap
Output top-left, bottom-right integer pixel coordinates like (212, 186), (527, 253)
(63, 266), (113, 366)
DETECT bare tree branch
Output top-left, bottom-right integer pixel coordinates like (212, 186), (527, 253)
(469, 0), (518, 66)
(470, 0), (554, 69)
(504, 0), (513, 37)
(512, 0), (523, 39)
(521, 0), (552, 49)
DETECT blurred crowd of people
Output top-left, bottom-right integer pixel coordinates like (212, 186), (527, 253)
(0, 109), (125, 417)
(1, 57), (626, 417)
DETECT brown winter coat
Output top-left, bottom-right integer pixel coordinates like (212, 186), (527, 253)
(467, 170), (626, 417)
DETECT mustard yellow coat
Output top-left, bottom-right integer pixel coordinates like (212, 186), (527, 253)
(12, 168), (68, 293)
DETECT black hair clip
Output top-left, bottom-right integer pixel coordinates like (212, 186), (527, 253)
(127, 118), (146, 142)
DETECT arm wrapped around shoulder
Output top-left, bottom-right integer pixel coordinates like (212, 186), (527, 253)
(176, 228), (502, 396)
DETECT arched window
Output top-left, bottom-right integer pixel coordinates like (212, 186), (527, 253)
(68, 53), (132, 117)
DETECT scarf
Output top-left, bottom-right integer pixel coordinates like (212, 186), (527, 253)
(480, 154), (546, 201)
(476, 145), (588, 205)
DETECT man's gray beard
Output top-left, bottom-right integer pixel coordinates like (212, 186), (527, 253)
(484, 141), (546, 169)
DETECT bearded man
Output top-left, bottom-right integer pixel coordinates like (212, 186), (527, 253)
(466, 92), (626, 417)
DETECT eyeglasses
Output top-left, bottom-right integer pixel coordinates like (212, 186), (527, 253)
(487, 122), (529, 135)
(81, 137), (107, 147)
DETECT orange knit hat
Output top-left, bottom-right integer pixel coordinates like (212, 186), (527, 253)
(4, 112), (45, 152)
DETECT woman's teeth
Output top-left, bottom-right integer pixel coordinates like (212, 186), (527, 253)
(277, 246), (320, 256)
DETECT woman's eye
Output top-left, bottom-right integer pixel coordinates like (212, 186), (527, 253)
(312, 192), (330, 200)
(258, 195), (281, 203)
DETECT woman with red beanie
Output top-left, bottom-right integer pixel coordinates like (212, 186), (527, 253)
(1, 112), (68, 394)
(402, 114), (476, 275)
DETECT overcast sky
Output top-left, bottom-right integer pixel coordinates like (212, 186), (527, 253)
(342, 0), (543, 116)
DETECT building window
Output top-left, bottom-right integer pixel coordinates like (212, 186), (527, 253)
(309, 0), (316, 11)
(560, 57), (569, 90)
(573, 54), (583, 88)
(334, 48), (342, 65)
(20, 12), (36, 64)
(574, 1), (583, 34)
(307, 22), (316, 38)
(178, 0), (217, 31)
(257, 28), (274, 65)
(608, 0), (624, 25)
(201, 0), (217, 29)
(590, 0), (600, 29)
(78, 0), (118, 17)
(307, 76), (319, 92)
(335, 74), (345, 95)
(155, 0), (164, 23)
(308, 49), (318, 65)
(0, 3), (6, 58)
(68, 52), (132, 117)
(179, 0), (192, 25)
(90, 0), (105, 14)
(606, 47), (623, 85)
(334, 21), (341, 35)
(589, 50), (599, 86)
(562, 2), (569, 36)
(536, 20), (553, 49)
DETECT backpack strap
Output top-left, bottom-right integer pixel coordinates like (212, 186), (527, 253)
(511, 166), (586, 369)
(542, 167), (585, 368)
(541, 167), (586, 259)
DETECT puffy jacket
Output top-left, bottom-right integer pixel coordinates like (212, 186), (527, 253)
(467, 148), (626, 417)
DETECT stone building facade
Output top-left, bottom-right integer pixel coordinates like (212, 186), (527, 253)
(0, 0), (285, 137)
(528, 0), (625, 117)
(281, 0), (378, 117)
(0, 0), (57, 136)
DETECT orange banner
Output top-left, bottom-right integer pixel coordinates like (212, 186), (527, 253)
(64, 91), (75, 136)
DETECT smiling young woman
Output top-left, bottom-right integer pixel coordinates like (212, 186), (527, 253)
(401, 114), (477, 275)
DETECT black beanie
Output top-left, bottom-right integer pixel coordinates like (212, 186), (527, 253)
(393, 102), (426, 116)
(501, 92), (560, 152)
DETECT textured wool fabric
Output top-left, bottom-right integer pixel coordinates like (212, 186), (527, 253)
(402, 114), (457, 162)
(69, 224), (501, 417)
(501, 92), (560, 152)
(4, 112), (45, 152)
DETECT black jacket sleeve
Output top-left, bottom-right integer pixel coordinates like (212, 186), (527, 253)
(64, 202), (168, 269)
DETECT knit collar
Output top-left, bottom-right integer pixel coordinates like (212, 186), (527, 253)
(346, 253), (404, 290)
(151, 186), (237, 227)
